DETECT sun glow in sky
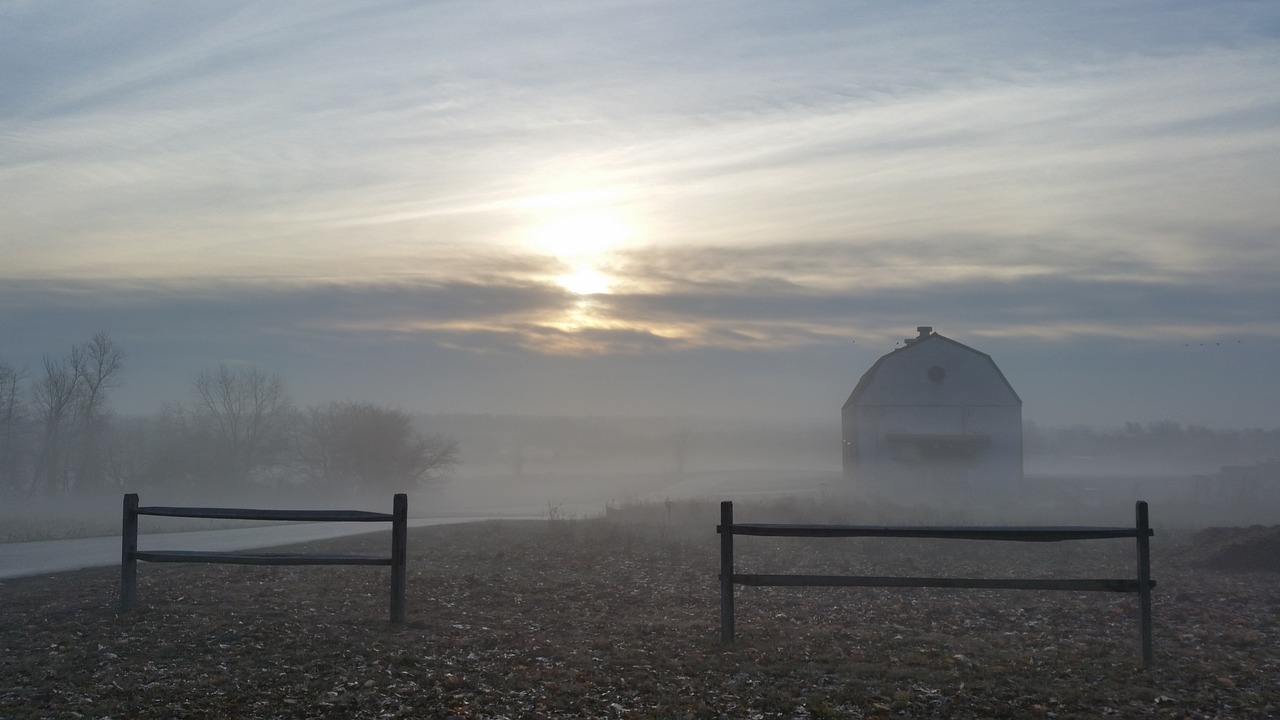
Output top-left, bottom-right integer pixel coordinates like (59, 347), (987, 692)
(556, 266), (612, 296)
(531, 210), (632, 261)
(3, 1), (1280, 427)
(530, 209), (633, 295)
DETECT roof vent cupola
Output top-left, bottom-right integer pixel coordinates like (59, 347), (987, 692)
(904, 326), (934, 345)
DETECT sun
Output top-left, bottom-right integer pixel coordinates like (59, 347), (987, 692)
(557, 266), (611, 295)
(530, 209), (632, 295)
(531, 210), (630, 259)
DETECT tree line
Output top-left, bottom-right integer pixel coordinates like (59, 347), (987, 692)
(1024, 420), (1280, 471)
(0, 333), (458, 500)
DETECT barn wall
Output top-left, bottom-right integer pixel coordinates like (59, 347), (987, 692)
(842, 333), (1023, 506)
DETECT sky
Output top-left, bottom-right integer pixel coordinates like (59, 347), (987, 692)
(2, 0), (1280, 429)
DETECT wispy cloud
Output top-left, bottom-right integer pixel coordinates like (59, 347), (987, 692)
(3, 1), (1280, 424)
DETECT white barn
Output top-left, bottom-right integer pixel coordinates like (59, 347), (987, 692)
(842, 326), (1023, 505)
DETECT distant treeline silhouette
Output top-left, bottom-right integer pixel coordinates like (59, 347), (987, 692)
(1024, 420), (1280, 473)
(0, 334), (457, 500)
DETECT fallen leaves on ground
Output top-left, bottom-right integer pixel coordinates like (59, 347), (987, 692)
(2, 518), (1278, 719)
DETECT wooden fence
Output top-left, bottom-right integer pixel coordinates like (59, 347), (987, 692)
(121, 493), (408, 624)
(718, 500), (1155, 668)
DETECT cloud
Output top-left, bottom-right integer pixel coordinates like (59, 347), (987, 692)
(3, 1), (1280, 426)
(574, 233), (1280, 351)
(3, 228), (1277, 372)
(7, 2), (1279, 279)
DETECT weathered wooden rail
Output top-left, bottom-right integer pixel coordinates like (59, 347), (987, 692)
(718, 500), (1155, 668)
(121, 493), (408, 624)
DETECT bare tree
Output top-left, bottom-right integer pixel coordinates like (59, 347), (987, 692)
(30, 355), (80, 496)
(192, 364), (294, 487)
(70, 333), (123, 492)
(297, 401), (458, 496)
(0, 361), (27, 495)
(103, 402), (210, 493)
(102, 415), (149, 493)
(24, 334), (126, 496)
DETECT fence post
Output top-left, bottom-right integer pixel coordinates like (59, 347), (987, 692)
(1135, 500), (1153, 669)
(720, 500), (735, 643)
(390, 493), (407, 625)
(121, 493), (139, 611)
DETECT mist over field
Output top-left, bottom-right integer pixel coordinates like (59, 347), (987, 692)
(5, 404), (1278, 543)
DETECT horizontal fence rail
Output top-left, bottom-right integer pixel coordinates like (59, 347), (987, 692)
(121, 493), (408, 624)
(129, 506), (398, 522)
(718, 500), (1155, 668)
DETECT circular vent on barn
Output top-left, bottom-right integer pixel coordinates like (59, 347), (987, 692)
(927, 365), (946, 383)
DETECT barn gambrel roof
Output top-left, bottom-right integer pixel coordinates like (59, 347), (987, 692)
(842, 332), (1022, 410)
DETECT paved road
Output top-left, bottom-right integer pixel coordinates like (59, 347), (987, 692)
(0, 517), (519, 581)
(0, 470), (837, 581)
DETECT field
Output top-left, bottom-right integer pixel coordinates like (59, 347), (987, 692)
(2, 505), (1278, 719)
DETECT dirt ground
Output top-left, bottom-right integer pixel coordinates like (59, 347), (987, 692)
(2, 511), (1278, 719)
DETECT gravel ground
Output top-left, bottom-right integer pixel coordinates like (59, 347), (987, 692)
(2, 513), (1278, 719)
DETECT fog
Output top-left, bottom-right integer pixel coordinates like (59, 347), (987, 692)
(426, 414), (1280, 528)
(7, 410), (1275, 546)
